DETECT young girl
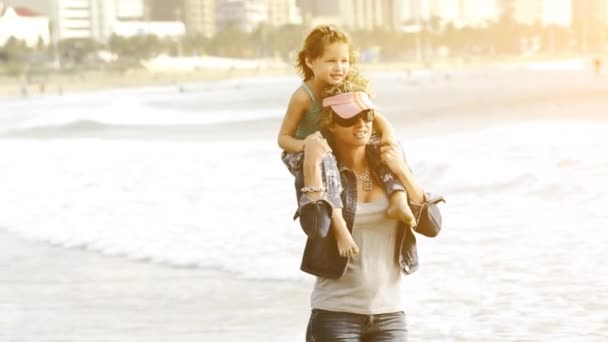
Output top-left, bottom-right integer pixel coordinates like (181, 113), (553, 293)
(278, 25), (415, 258)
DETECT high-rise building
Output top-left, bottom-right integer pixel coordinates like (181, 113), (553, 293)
(54, 0), (94, 39)
(216, 0), (267, 33)
(428, 0), (461, 25)
(183, 0), (216, 37)
(460, 0), (499, 26)
(393, 0), (498, 30)
(513, 0), (543, 25)
(297, 0), (393, 31)
(116, 0), (144, 20)
(147, 0), (183, 21)
(6, 0), (188, 42)
(6, 0), (114, 41)
(267, 0), (300, 27)
(571, 0), (608, 51)
(425, 0), (570, 27)
(341, 0), (395, 31)
(296, 0), (340, 22)
(497, 0), (543, 25)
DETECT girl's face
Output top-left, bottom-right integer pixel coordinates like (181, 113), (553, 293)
(306, 42), (350, 87)
(329, 114), (373, 148)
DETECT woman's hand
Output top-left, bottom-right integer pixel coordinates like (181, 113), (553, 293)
(380, 144), (407, 175)
(303, 132), (332, 165)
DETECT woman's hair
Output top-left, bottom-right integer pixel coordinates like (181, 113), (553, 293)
(296, 25), (359, 81)
(318, 71), (372, 131)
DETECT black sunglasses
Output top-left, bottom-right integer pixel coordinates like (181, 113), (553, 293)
(333, 110), (375, 127)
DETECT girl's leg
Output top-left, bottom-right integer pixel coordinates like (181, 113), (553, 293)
(282, 150), (342, 208)
(386, 189), (416, 228)
(366, 141), (416, 227)
(302, 151), (359, 258)
(283, 150), (358, 258)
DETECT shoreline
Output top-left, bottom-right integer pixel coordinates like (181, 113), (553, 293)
(0, 54), (591, 98)
(0, 66), (295, 98)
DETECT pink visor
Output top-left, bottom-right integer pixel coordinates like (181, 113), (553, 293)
(322, 92), (378, 119)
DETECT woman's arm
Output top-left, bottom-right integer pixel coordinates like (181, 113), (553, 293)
(277, 89), (310, 153)
(380, 144), (445, 237)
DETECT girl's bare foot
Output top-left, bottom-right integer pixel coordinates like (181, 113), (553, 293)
(336, 232), (359, 258)
(332, 209), (359, 258)
(386, 191), (416, 227)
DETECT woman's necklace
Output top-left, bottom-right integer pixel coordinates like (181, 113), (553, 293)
(354, 167), (372, 191)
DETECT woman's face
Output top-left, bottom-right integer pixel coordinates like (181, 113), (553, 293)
(329, 114), (373, 148)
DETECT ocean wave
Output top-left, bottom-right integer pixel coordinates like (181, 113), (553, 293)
(0, 117), (282, 140)
(0, 119), (174, 138)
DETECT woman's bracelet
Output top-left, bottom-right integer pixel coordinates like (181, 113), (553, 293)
(301, 186), (325, 193)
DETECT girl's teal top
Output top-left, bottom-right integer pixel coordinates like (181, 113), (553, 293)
(295, 82), (322, 139)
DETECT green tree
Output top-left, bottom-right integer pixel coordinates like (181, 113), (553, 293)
(274, 24), (307, 60)
(59, 38), (100, 66)
(212, 24), (250, 57)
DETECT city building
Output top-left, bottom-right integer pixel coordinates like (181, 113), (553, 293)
(394, 0), (499, 31)
(183, 0), (216, 37)
(571, 0), (608, 51)
(147, 0), (183, 21)
(428, 0), (461, 26)
(296, 0), (341, 26)
(112, 21), (186, 38)
(267, 0), (301, 27)
(116, 0), (144, 20)
(459, 0), (499, 26)
(497, 0), (544, 25)
(0, 4), (50, 46)
(342, 0), (395, 31)
(216, 0), (267, 33)
(51, 0), (89, 39)
(297, 0), (393, 31)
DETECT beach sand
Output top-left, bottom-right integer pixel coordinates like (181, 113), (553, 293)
(0, 55), (585, 98)
(0, 69), (285, 98)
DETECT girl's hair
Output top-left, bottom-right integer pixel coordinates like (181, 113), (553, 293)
(296, 25), (359, 81)
(319, 71), (371, 131)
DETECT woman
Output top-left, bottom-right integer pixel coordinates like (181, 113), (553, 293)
(293, 80), (445, 341)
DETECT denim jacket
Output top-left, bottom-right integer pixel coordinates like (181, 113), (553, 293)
(293, 147), (445, 279)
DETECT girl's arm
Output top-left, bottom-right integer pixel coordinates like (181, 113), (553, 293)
(373, 111), (398, 146)
(278, 89), (311, 153)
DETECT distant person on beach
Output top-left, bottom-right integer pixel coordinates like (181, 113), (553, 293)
(294, 78), (445, 341)
(278, 25), (416, 259)
(593, 56), (602, 77)
(20, 84), (28, 97)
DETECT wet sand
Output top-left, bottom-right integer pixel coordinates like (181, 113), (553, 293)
(0, 231), (311, 342)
